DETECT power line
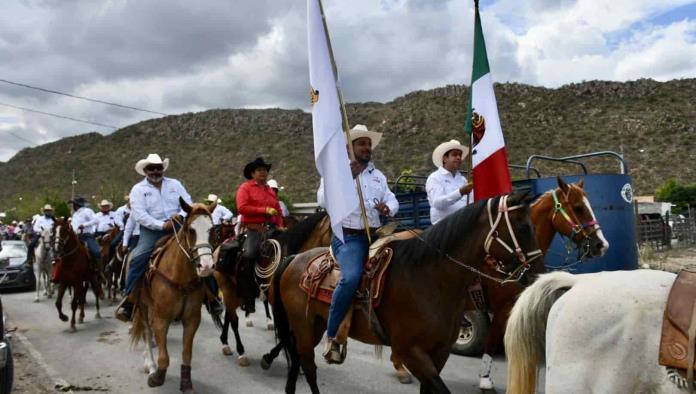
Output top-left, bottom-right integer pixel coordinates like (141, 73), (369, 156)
(0, 102), (119, 129)
(7, 131), (38, 146)
(0, 78), (168, 116)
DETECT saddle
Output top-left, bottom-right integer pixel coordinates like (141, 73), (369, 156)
(659, 268), (696, 384)
(299, 230), (421, 308)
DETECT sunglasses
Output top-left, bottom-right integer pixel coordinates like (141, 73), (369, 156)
(145, 165), (164, 172)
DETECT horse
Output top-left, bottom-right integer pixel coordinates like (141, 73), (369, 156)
(505, 269), (684, 394)
(33, 227), (54, 302)
(213, 211), (330, 366)
(456, 177), (609, 390)
(100, 226), (124, 304)
(129, 199), (216, 394)
(52, 218), (103, 331)
(272, 193), (543, 393)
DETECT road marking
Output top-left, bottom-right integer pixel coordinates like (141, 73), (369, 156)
(8, 317), (74, 394)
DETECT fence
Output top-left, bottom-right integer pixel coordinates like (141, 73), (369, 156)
(637, 213), (696, 250)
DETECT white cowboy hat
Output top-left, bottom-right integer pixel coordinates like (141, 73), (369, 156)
(135, 153), (170, 176)
(99, 199), (113, 207)
(206, 194), (218, 203)
(349, 124), (382, 149)
(42, 204), (54, 211)
(267, 179), (279, 189)
(432, 139), (470, 168)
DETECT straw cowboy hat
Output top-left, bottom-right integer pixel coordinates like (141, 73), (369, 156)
(99, 200), (113, 208)
(135, 153), (170, 176)
(243, 157), (272, 180)
(42, 204), (53, 211)
(349, 124), (382, 149)
(432, 139), (470, 168)
(205, 194), (218, 203)
(268, 179), (284, 190)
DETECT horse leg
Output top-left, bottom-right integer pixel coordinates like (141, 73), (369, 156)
(93, 281), (102, 319)
(220, 308), (232, 355)
(230, 310), (249, 366)
(391, 353), (413, 384)
(143, 313), (157, 375)
(399, 346), (451, 394)
(148, 315), (171, 387)
(245, 309), (253, 327)
(78, 283), (87, 324)
(180, 309), (201, 394)
(55, 284), (68, 322)
(33, 254), (41, 302)
(70, 285), (81, 331)
(479, 306), (510, 391)
(261, 341), (284, 370)
(264, 299), (274, 330)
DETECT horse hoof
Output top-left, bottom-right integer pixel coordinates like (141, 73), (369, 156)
(222, 346), (233, 356)
(396, 371), (413, 384)
(78, 317), (84, 324)
(260, 355), (271, 370)
(147, 369), (166, 387)
(60, 315), (69, 322)
(479, 376), (494, 390)
(70, 326), (77, 333)
(95, 313), (101, 319)
(33, 298), (39, 303)
(266, 319), (274, 330)
(245, 318), (253, 327)
(238, 355), (250, 367)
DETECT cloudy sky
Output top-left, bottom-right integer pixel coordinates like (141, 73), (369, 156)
(1, 0), (695, 161)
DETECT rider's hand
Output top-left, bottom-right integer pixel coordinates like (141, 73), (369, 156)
(460, 183), (474, 196)
(375, 202), (390, 216)
(162, 220), (174, 231)
(350, 160), (365, 178)
(78, 224), (84, 230)
(265, 207), (278, 216)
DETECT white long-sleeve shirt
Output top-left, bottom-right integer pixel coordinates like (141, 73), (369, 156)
(425, 167), (472, 225)
(129, 177), (192, 231)
(211, 205), (234, 225)
(71, 207), (99, 234)
(122, 215), (140, 246)
(317, 162), (399, 229)
(114, 205), (130, 225)
(95, 211), (122, 232)
(33, 216), (54, 234)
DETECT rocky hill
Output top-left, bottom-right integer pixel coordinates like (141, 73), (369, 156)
(1, 78), (694, 216)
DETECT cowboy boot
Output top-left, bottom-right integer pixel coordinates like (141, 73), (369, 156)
(322, 337), (346, 364)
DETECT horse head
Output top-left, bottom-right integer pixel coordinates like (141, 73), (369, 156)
(483, 191), (544, 285)
(550, 176), (609, 259)
(52, 217), (75, 258)
(179, 197), (216, 277)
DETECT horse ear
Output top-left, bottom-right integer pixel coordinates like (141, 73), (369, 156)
(577, 177), (585, 189)
(510, 190), (534, 206)
(557, 176), (569, 193)
(179, 197), (192, 214)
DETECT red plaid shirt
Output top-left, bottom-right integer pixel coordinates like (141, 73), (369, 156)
(236, 180), (284, 227)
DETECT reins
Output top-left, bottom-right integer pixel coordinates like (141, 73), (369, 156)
(546, 189), (601, 269)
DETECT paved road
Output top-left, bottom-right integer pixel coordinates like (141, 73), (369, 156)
(3, 289), (512, 393)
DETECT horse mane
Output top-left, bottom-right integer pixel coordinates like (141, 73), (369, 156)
(276, 211), (328, 255)
(392, 197), (493, 267)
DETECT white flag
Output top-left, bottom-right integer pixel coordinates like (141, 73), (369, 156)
(308, 0), (358, 242)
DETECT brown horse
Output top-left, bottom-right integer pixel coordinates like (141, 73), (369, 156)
(130, 199), (216, 394)
(52, 218), (103, 331)
(272, 193), (543, 393)
(213, 211), (330, 366)
(99, 226), (122, 304)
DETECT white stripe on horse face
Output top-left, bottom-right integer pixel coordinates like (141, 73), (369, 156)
(190, 215), (214, 276)
(54, 226), (61, 249)
(583, 196), (609, 255)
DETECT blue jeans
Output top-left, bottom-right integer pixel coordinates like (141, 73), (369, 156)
(125, 227), (167, 295)
(326, 234), (368, 338)
(79, 233), (101, 263)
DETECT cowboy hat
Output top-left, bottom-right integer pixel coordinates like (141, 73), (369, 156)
(432, 139), (469, 168)
(349, 124), (382, 149)
(243, 157), (272, 180)
(42, 204), (54, 211)
(267, 179), (281, 189)
(68, 196), (87, 207)
(205, 194), (218, 203)
(99, 200), (112, 207)
(135, 153), (170, 176)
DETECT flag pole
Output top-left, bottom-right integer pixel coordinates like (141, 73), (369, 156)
(467, 0), (479, 202)
(317, 0), (372, 243)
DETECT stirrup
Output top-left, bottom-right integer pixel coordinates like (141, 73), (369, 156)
(322, 338), (347, 364)
(115, 297), (133, 323)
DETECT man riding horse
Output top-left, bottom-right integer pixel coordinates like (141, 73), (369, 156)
(26, 204), (54, 265)
(234, 157), (284, 315)
(69, 196), (101, 272)
(317, 124), (399, 364)
(426, 139), (474, 224)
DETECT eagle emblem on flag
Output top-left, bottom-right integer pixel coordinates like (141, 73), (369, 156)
(472, 111), (486, 146)
(310, 87), (319, 104)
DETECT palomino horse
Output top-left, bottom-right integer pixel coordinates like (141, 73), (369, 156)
(52, 218), (103, 331)
(273, 193), (544, 393)
(505, 269), (681, 394)
(213, 211), (330, 366)
(130, 199), (216, 394)
(33, 227), (54, 302)
(100, 226), (124, 304)
(456, 177), (609, 390)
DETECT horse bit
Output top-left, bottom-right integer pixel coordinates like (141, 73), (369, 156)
(551, 189), (600, 260)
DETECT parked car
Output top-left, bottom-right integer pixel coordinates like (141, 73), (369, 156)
(0, 297), (13, 394)
(0, 241), (35, 291)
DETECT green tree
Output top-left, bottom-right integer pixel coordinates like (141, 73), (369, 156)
(656, 178), (696, 215)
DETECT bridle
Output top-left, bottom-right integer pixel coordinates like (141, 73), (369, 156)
(483, 195), (543, 283)
(53, 223), (79, 259)
(170, 215), (214, 268)
(551, 189), (600, 259)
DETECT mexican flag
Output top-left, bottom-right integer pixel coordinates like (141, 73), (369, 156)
(464, 2), (512, 201)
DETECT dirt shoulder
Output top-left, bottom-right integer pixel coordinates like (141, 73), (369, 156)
(9, 334), (58, 394)
(640, 246), (696, 273)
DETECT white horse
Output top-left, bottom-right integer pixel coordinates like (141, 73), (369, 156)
(506, 269), (685, 394)
(33, 227), (54, 302)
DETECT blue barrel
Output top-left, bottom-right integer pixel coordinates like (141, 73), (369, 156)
(515, 152), (638, 273)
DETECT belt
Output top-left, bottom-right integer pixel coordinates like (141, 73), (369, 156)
(241, 223), (267, 232)
(341, 227), (378, 236)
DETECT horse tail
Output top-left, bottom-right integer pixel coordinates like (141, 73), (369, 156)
(271, 254), (296, 369)
(505, 271), (578, 394)
(130, 304), (146, 348)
